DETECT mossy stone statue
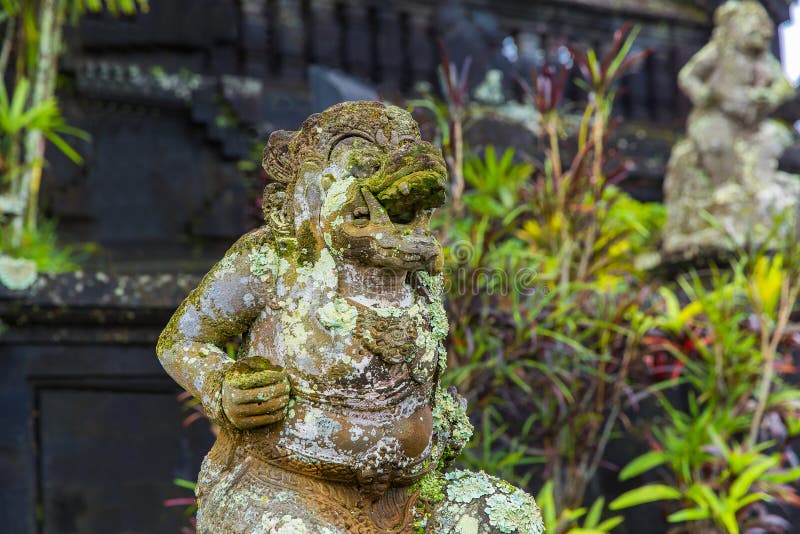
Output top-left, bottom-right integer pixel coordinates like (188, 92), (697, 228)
(157, 101), (543, 533)
(662, 0), (800, 259)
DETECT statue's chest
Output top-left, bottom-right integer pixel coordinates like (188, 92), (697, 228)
(349, 301), (438, 383)
(253, 294), (444, 391)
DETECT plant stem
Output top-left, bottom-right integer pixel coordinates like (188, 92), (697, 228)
(450, 113), (464, 216)
(16, 0), (64, 242)
(748, 280), (797, 446)
(0, 15), (15, 78)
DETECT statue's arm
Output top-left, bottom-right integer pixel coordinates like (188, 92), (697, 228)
(678, 44), (718, 107)
(761, 57), (795, 112)
(156, 228), (277, 427)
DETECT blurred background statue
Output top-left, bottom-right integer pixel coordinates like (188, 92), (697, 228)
(662, 0), (800, 258)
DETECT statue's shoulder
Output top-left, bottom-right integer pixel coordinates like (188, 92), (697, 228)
(224, 226), (275, 257)
(206, 226), (284, 287)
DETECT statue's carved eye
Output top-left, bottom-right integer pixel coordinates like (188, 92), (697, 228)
(329, 135), (384, 178)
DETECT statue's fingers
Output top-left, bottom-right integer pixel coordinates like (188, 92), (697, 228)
(230, 382), (291, 404)
(234, 411), (285, 429)
(227, 369), (288, 390)
(227, 395), (289, 417)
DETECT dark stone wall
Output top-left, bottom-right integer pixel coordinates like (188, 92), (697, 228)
(42, 0), (731, 268)
(0, 273), (213, 533)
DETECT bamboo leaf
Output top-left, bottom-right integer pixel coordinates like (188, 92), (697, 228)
(43, 132), (83, 164)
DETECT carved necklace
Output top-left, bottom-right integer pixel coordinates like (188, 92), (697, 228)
(343, 293), (434, 383)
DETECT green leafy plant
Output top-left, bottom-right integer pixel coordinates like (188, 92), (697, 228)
(537, 480), (624, 534)
(0, 0), (147, 258)
(435, 27), (653, 528)
(615, 235), (800, 533)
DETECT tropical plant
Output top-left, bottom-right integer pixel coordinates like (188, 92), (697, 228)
(0, 0), (147, 250)
(613, 233), (800, 533)
(537, 481), (624, 534)
(421, 28), (662, 534)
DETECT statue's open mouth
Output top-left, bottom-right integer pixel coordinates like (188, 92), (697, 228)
(363, 141), (448, 224)
(330, 142), (447, 271)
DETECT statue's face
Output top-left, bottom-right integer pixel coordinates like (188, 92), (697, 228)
(729, 9), (773, 52)
(318, 135), (447, 272)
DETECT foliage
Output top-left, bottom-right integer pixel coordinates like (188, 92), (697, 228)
(0, 0), (147, 270)
(406, 43), (472, 215)
(163, 478), (198, 534)
(155, 21), (800, 534)
(423, 21), (800, 534)
(0, 218), (92, 272)
(430, 24), (654, 531)
(612, 236), (800, 534)
(537, 481), (624, 534)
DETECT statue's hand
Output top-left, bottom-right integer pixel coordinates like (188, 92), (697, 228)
(694, 85), (713, 107)
(221, 358), (290, 430)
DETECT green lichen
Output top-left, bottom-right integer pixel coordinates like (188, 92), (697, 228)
(317, 298), (358, 334)
(321, 174), (356, 219)
(296, 249), (338, 290)
(485, 488), (544, 534)
(249, 244), (280, 281)
(455, 514), (480, 534)
(281, 302), (309, 352)
(376, 305), (405, 318)
(0, 255), (37, 290)
(445, 470), (495, 503)
(418, 272), (449, 342)
(214, 251), (239, 278)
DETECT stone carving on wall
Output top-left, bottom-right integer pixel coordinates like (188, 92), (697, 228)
(157, 101), (542, 533)
(662, 0), (800, 257)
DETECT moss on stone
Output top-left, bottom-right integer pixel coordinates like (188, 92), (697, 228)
(433, 386), (474, 464)
(410, 470), (446, 503)
(296, 220), (317, 265)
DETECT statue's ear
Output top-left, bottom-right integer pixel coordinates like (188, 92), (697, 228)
(263, 130), (297, 184)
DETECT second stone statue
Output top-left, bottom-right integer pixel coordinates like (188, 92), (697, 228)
(157, 101), (543, 533)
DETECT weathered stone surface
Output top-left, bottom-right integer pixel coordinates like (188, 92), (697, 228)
(157, 101), (542, 533)
(662, 0), (800, 258)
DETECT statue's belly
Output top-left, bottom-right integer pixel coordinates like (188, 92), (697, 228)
(241, 308), (439, 480)
(276, 392), (434, 474)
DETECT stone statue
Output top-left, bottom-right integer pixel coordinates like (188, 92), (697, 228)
(662, 0), (800, 257)
(157, 101), (542, 533)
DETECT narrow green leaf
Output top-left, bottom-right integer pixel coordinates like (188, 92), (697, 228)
(596, 516), (624, 531)
(762, 466), (800, 484)
(609, 484), (682, 510)
(667, 507), (710, 523)
(44, 132), (83, 164)
(536, 480), (557, 531)
(173, 478), (196, 491)
(729, 457), (778, 500)
(619, 451), (669, 481)
(583, 497), (604, 528)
